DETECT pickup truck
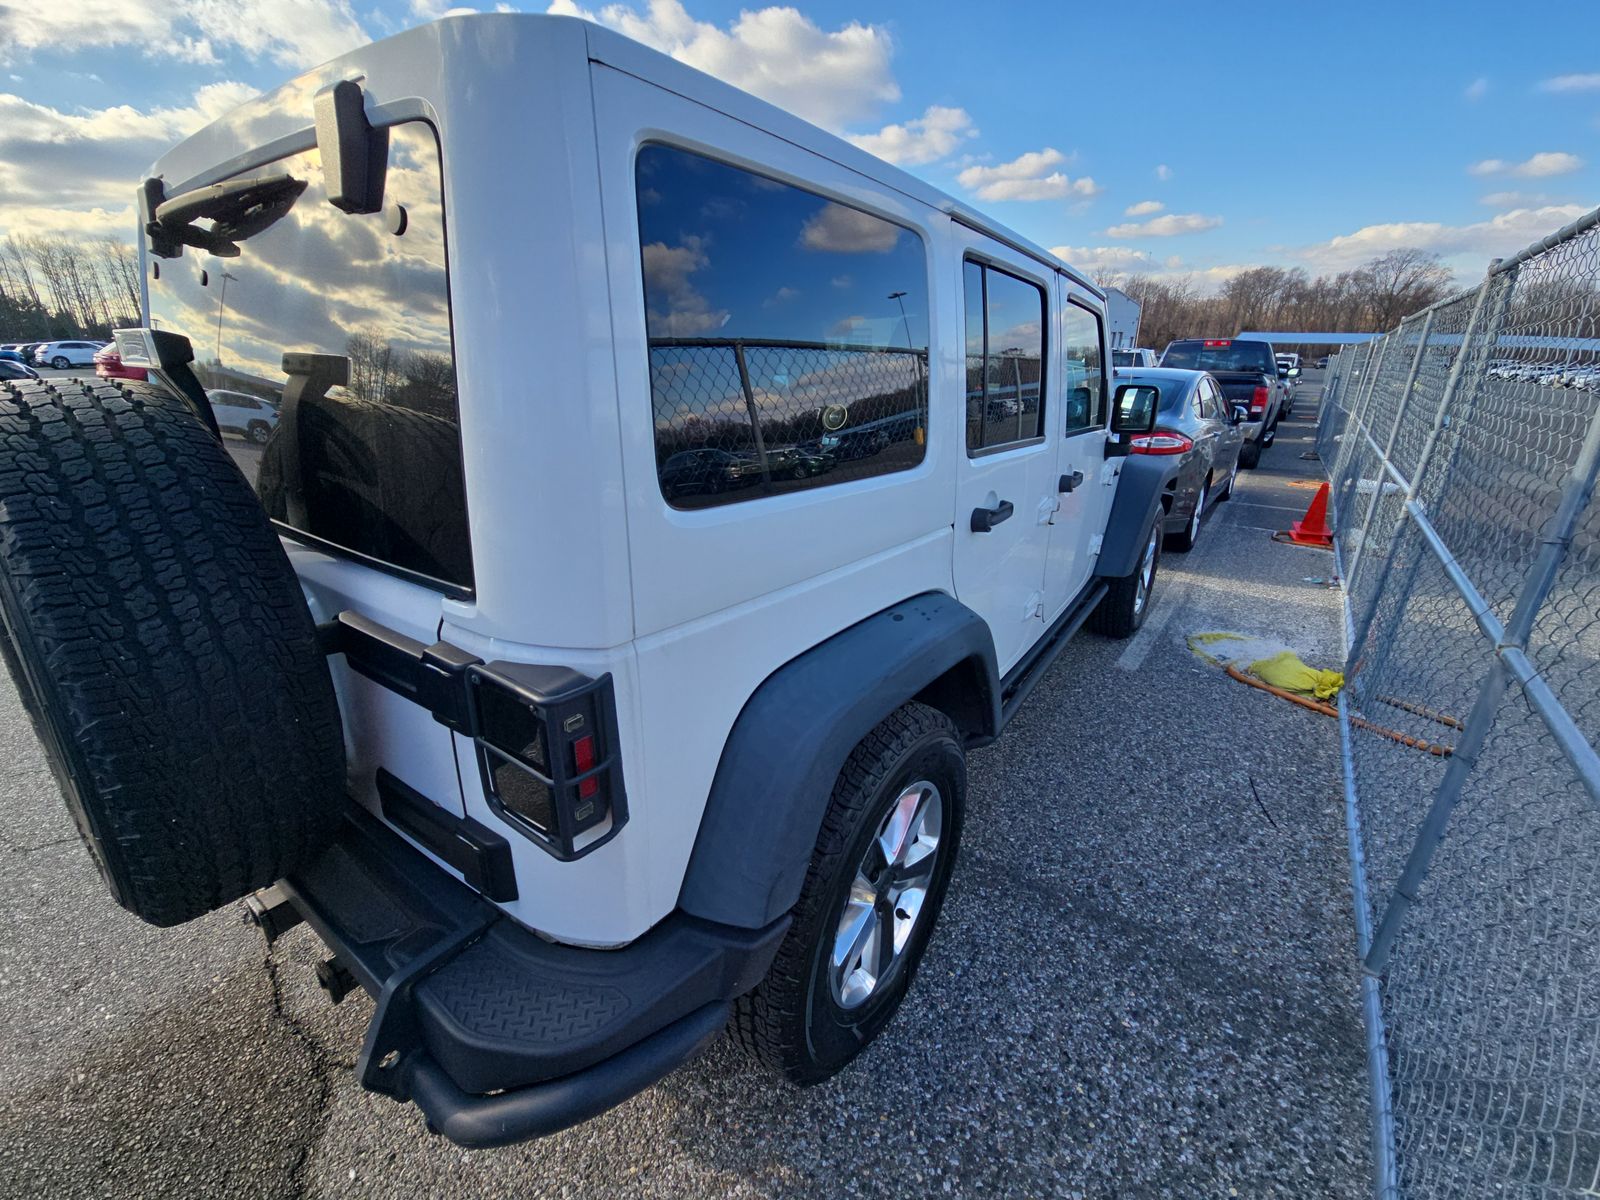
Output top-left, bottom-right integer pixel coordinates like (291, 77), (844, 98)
(1158, 338), (1284, 468)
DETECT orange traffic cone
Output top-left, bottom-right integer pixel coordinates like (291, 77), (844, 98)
(1281, 481), (1334, 548)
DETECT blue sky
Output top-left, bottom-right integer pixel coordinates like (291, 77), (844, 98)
(1, 0), (1595, 289)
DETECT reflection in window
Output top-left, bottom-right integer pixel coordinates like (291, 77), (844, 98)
(636, 144), (929, 508)
(1063, 302), (1105, 433)
(964, 261), (1046, 452)
(146, 122), (470, 590)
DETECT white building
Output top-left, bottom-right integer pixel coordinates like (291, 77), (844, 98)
(1105, 287), (1142, 349)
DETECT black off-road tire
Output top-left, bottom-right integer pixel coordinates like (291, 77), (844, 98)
(1239, 438), (1263, 470)
(1090, 513), (1161, 638)
(731, 702), (965, 1085)
(0, 377), (346, 926)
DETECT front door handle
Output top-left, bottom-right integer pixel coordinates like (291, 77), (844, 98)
(970, 500), (1015, 532)
(1059, 470), (1084, 493)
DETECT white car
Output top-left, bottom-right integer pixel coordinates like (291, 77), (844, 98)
(205, 388), (279, 443)
(1113, 348), (1160, 369)
(32, 340), (106, 369)
(0, 13), (1182, 1149)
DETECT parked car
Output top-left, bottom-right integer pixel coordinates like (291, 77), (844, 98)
(205, 388), (279, 443)
(1315, 355), (1330, 369)
(0, 360), (39, 381)
(1117, 369), (1246, 552)
(0, 12), (1180, 1150)
(0, 349), (26, 364)
(31, 340), (105, 369)
(93, 343), (148, 381)
(1159, 338), (1284, 468)
(1112, 347), (1160, 370)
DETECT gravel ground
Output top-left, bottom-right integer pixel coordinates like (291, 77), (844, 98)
(0, 373), (1368, 1197)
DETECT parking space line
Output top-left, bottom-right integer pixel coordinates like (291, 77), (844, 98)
(1117, 573), (1191, 672)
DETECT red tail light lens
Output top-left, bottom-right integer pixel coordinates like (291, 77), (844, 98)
(1250, 386), (1269, 415)
(1204, 339), (1232, 347)
(1130, 430), (1193, 455)
(572, 734), (598, 800)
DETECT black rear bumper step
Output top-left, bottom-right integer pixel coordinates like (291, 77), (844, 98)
(280, 809), (787, 1145)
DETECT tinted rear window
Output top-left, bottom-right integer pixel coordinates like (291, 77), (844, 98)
(146, 121), (470, 591)
(1162, 340), (1275, 374)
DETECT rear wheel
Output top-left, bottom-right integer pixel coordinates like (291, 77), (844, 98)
(50, 356), (68, 370)
(732, 702), (965, 1084)
(0, 377), (346, 926)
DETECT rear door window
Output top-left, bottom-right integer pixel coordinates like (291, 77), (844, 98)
(964, 261), (1046, 452)
(146, 121), (469, 592)
(634, 144), (930, 508)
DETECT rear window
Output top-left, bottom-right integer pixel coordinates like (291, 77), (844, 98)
(1112, 350), (1138, 368)
(1162, 340), (1275, 374)
(146, 121), (470, 591)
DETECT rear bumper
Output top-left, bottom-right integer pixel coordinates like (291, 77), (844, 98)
(281, 809), (788, 1147)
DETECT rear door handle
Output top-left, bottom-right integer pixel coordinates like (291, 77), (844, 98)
(1058, 471), (1084, 493)
(970, 500), (1014, 532)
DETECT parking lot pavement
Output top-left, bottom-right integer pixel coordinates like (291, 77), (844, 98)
(0, 374), (1367, 1197)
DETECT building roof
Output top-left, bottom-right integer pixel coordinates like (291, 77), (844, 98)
(1236, 332), (1378, 345)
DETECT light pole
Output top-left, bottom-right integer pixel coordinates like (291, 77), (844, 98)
(887, 290), (911, 349)
(215, 269), (238, 367)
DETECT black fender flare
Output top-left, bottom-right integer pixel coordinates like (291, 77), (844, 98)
(676, 591), (999, 930)
(1096, 453), (1181, 579)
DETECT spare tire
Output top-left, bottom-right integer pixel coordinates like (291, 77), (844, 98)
(0, 377), (345, 926)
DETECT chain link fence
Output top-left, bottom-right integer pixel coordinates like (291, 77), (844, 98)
(1316, 206), (1600, 1198)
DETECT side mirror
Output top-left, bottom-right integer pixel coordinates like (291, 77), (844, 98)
(1277, 365), (1290, 378)
(1109, 383), (1159, 457)
(1289, 367), (1301, 378)
(1230, 404), (1248, 425)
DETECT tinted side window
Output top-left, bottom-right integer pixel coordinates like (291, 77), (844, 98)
(1063, 301), (1105, 433)
(964, 261), (1046, 452)
(636, 145), (929, 509)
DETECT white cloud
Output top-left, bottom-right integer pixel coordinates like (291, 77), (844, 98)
(1294, 204), (1589, 272)
(640, 235), (728, 334)
(956, 148), (1098, 203)
(800, 202), (901, 253)
(0, 81), (259, 238)
(1050, 245), (1157, 275)
(0, 0), (367, 69)
(1154, 164), (1172, 182)
(1479, 190), (1558, 207)
(1104, 212), (1222, 238)
(1540, 73), (1600, 93)
(847, 105), (974, 166)
(1124, 199), (1163, 217)
(1464, 77), (1488, 101)
(1469, 151), (1583, 178)
(547, 0), (897, 130)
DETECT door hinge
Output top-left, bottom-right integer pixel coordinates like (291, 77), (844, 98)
(1089, 533), (1104, 557)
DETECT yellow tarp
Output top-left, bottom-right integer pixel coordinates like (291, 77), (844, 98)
(1187, 632), (1344, 700)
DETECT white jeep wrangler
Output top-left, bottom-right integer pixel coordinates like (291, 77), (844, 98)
(0, 15), (1178, 1146)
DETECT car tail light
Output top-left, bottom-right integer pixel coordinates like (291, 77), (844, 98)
(1250, 386), (1269, 416)
(1130, 430), (1193, 455)
(470, 663), (627, 860)
(1204, 339), (1231, 347)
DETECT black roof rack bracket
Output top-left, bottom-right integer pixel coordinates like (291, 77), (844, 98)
(313, 80), (389, 215)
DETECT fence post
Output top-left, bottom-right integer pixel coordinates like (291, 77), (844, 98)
(1343, 268), (1509, 674)
(732, 341), (772, 486)
(1345, 309), (1434, 593)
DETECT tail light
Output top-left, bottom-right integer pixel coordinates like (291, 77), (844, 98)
(470, 662), (628, 861)
(1204, 339), (1232, 347)
(1130, 429), (1193, 455)
(1250, 385), (1269, 416)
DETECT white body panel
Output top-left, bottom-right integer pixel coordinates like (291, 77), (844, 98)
(141, 14), (1121, 946)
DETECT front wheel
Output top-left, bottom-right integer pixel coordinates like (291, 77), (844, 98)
(1091, 514), (1161, 638)
(247, 421), (272, 444)
(1239, 439), (1262, 469)
(732, 702), (965, 1085)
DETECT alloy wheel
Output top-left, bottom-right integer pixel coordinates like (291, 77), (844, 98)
(829, 780), (945, 1010)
